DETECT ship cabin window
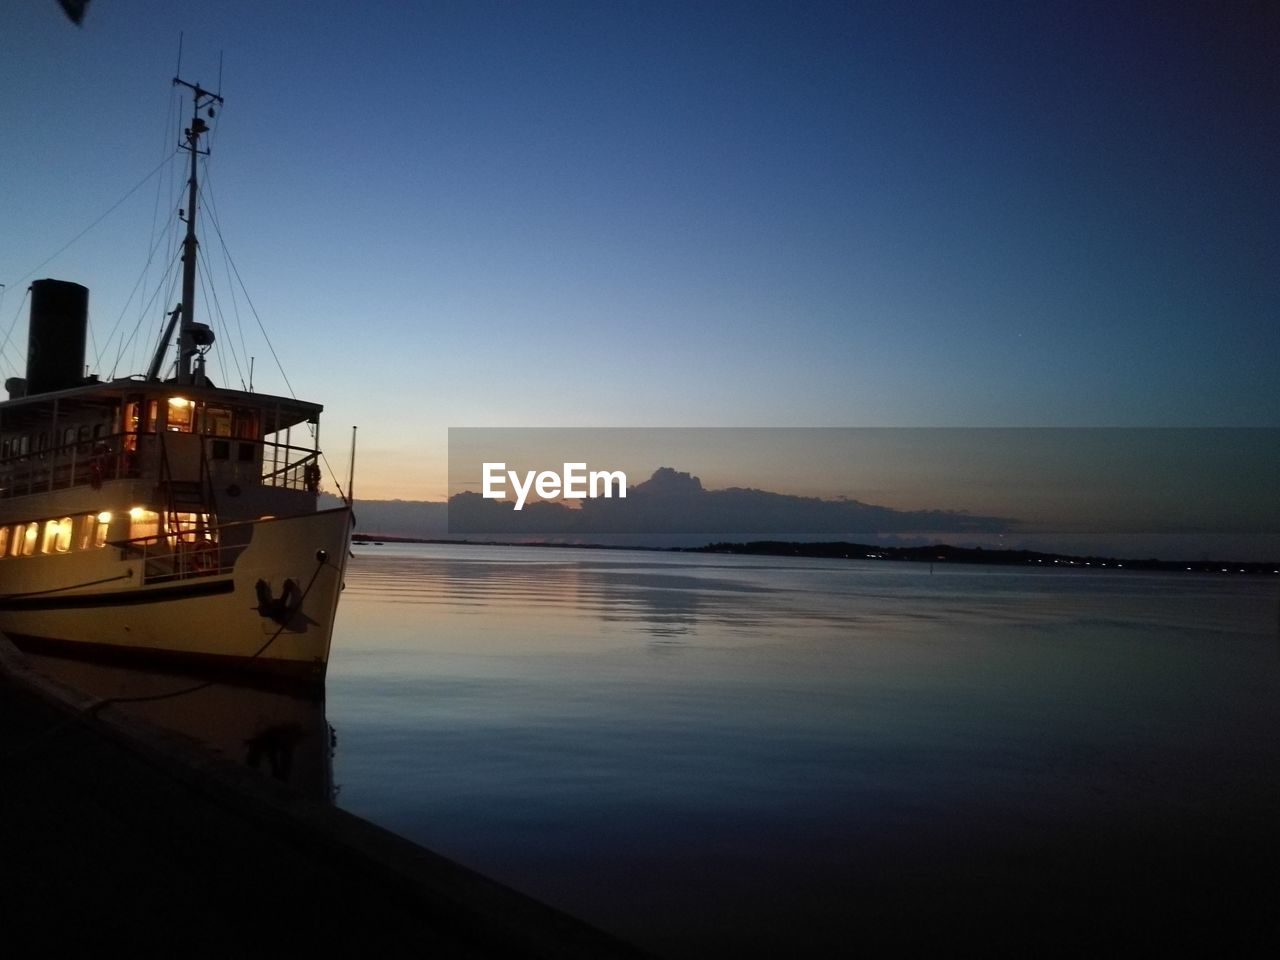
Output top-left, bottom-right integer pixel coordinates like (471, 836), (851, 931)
(8, 526), (22, 558)
(80, 511), (111, 549)
(129, 508), (161, 543)
(233, 409), (259, 441)
(204, 406), (234, 437)
(0, 526), (8, 556)
(205, 406), (234, 460)
(123, 399), (159, 450)
(42, 517), (73, 554)
(123, 401), (142, 451)
(21, 522), (38, 556)
(166, 511), (209, 548)
(167, 397), (195, 433)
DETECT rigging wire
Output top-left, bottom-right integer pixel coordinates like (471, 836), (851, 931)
(0, 284), (7, 374)
(117, 84), (185, 376)
(198, 165), (297, 403)
(318, 449), (349, 503)
(0, 287), (32, 381)
(201, 189), (320, 440)
(92, 212), (185, 375)
(0, 150), (181, 382)
(199, 175), (252, 389)
(0, 151), (179, 296)
(196, 253), (247, 390)
(109, 249), (182, 381)
(195, 255), (221, 386)
(160, 97), (185, 313)
(104, 89), (187, 380)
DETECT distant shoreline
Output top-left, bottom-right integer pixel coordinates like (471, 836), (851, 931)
(350, 535), (1279, 575)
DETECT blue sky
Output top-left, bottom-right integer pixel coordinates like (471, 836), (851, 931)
(2, 1), (1276, 502)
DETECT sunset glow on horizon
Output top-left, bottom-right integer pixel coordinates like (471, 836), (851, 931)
(3, 2), (1275, 519)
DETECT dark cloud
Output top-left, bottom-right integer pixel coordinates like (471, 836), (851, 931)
(447, 466), (1015, 537)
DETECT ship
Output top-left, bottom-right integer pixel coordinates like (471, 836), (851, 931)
(0, 78), (352, 687)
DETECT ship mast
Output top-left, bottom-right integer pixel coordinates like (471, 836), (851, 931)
(148, 76), (222, 385)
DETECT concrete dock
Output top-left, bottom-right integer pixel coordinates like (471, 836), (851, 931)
(0, 639), (642, 957)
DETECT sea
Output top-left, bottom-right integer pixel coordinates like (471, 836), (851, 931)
(324, 543), (1280, 956)
(23, 542), (1280, 955)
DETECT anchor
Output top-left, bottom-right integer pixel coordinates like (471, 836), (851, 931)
(255, 577), (302, 625)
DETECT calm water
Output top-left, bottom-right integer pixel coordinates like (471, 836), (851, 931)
(326, 543), (1280, 956)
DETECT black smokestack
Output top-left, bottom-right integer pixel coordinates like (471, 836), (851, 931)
(27, 279), (88, 395)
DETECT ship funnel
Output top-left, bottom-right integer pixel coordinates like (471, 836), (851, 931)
(27, 279), (88, 395)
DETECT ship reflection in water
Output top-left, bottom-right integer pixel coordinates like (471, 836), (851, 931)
(20, 649), (335, 804)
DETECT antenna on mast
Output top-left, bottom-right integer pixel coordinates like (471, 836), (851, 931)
(146, 71), (224, 385)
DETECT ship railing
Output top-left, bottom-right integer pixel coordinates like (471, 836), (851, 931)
(261, 443), (321, 493)
(0, 432), (140, 499)
(116, 532), (249, 585)
(0, 431), (321, 498)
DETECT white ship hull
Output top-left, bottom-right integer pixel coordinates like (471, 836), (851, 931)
(0, 507), (352, 684)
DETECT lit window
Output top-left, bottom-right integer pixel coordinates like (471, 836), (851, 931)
(0, 526), (8, 556)
(167, 397), (194, 433)
(42, 517), (72, 554)
(129, 507), (160, 542)
(80, 513), (110, 550)
(22, 522), (38, 556)
(167, 511), (202, 544)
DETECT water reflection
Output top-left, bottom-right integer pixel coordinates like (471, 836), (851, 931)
(21, 650), (335, 803)
(328, 544), (1280, 957)
(342, 549), (816, 645)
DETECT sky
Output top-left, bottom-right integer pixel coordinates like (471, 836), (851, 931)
(2, 2), (1276, 514)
